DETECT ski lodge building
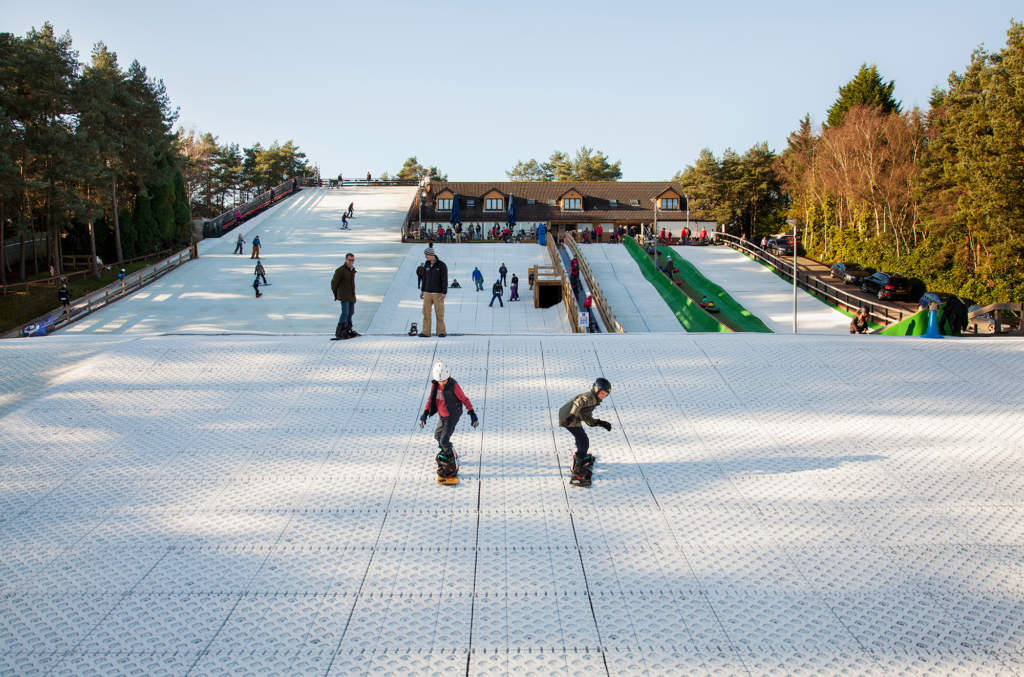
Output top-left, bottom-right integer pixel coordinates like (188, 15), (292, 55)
(409, 181), (716, 240)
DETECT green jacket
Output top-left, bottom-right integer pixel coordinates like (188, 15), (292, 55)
(558, 390), (601, 427)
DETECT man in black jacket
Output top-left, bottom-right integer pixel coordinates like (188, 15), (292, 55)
(420, 247), (448, 337)
(331, 253), (358, 339)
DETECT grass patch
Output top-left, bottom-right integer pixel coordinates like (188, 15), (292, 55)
(0, 260), (153, 335)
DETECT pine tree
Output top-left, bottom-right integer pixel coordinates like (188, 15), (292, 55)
(827, 64), (901, 127)
(172, 169), (190, 231)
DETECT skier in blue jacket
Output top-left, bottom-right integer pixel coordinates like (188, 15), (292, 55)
(472, 267), (484, 291)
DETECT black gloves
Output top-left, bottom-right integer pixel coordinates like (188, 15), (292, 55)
(469, 411), (479, 428)
(418, 413), (427, 428)
(595, 419), (612, 431)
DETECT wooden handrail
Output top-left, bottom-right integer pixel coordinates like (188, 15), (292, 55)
(3, 246), (196, 339)
(1, 246), (181, 295)
(563, 235), (625, 333)
(546, 237), (582, 332)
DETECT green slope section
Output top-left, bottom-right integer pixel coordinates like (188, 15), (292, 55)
(880, 308), (929, 335)
(623, 237), (729, 333)
(658, 246), (772, 333)
(880, 304), (960, 336)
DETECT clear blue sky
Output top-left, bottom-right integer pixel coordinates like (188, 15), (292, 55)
(6, 0), (1019, 180)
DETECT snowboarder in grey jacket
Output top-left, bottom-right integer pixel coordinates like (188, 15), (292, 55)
(558, 378), (612, 486)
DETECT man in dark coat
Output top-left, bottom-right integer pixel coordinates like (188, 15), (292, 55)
(331, 253), (358, 339)
(419, 247), (448, 337)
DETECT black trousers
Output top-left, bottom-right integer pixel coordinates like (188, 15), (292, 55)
(434, 413), (460, 453)
(568, 426), (589, 459)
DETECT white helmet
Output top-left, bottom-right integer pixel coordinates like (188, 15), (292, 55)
(431, 361), (451, 381)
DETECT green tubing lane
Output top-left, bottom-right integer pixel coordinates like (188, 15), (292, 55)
(623, 237), (729, 333)
(658, 246), (772, 333)
(881, 308), (929, 335)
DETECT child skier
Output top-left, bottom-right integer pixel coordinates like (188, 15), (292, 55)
(419, 360), (479, 484)
(558, 378), (613, 487)
(489, 279), (503, 307)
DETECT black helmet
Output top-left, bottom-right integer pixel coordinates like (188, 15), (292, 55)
(593, 377), (612, 394)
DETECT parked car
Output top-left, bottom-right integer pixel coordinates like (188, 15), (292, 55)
(766, 236), (794, 257)
(967, 305), (1021, 334)
(830, 262), (872, 285)
(860, 272), (915, 300)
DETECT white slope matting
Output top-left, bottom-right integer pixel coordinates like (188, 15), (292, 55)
(2, 332), (1023, 674)
(366, 243), (572, 335)
(584, 244), (685, 333)
(671, 245), (851, 334)
(57, 187), (416, 336)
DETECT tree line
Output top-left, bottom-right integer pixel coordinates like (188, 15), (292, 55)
(0, 24), (188, 282)
(677, 21), (1024, 304)
(177, 131), (310, 217)
(507, 147), (623, 182)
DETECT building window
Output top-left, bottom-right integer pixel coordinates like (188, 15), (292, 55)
(660, 197), (679, 210)
(467, 199), (476, 206)
(437, 198), (453, 211)
(609, 199), (617, 207)
(485, 198), (503, 211)
(563, 197), (582, 210)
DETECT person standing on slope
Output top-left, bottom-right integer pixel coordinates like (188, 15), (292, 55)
(419, 360), (479, 484)
(331, 252), (359, 339)
(558, 378), (613, 487)
(419, 247), (448, 337)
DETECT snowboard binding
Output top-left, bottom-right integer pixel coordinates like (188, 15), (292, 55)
(569, 454), (595, 487)
(408, 322), (418, 337)
(436, 449), (459, 485)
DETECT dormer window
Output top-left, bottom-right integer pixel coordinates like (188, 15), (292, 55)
(562, 197), (582, 211)
(660, 197), (679, 210)
(485, 197), (504, 211)
(609, 199), (617, 207)
(437, 198), (453, 211)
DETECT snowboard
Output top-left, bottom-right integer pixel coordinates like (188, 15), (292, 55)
(437, 475), (459, 485)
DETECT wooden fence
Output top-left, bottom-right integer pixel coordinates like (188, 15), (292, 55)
(563, 235), (625, 333)
(3, 246), (197, 339)
(546, 237), (582, 333)
(2, 247), (183, 296)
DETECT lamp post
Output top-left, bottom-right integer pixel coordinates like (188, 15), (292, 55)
(651, 197), (659, 271)
(793, 218), (798, 333)
(685, 194), (690, 239)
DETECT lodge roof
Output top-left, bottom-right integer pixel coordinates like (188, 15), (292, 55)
(420, 181), (690, 223)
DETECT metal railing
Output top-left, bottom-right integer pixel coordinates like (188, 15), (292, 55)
(3, 245), (198, 339)
(303, 177), (419, 187)
(202, 178), (299, 238)
(715, 232), (910, 326)
(546, 237), (582, 333)
(563, 234), (625, 333)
